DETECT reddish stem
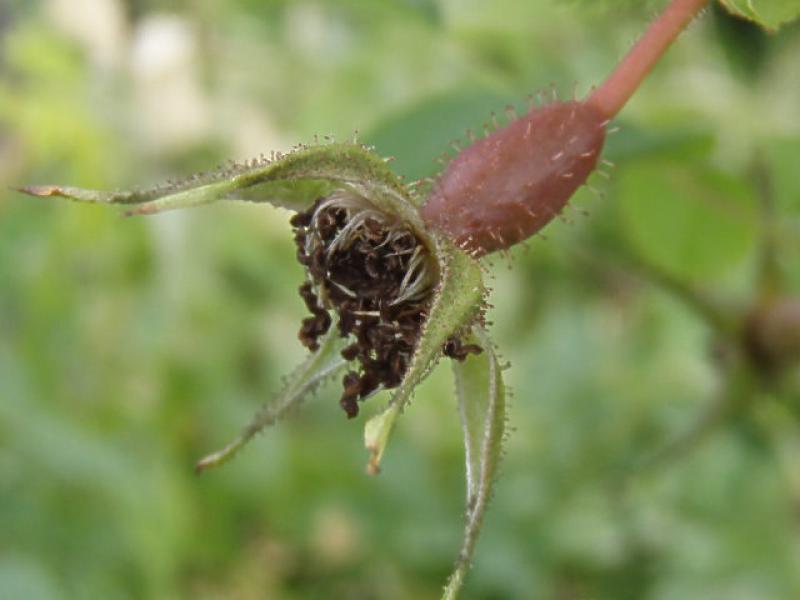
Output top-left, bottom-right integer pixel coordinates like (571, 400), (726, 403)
(588, 0), (710, 119)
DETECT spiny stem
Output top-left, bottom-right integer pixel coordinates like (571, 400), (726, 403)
(588, 0), (711, 119)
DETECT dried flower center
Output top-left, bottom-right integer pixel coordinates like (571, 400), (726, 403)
(291, 190), (439, 418)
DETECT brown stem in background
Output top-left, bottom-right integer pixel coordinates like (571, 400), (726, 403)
(588, 0), (711, 119)
(751, 154), (783, 298)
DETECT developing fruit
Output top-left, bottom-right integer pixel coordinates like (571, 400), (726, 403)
(421, 100), (607, 256)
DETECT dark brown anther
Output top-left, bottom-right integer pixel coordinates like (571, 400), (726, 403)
(299, 311), (331, 351)
(289, 210), (313, 228)
(298, 282), (319, 312)
(443, 336), (484, 361)
(341, 371), (362, 418)
(296, 282), (332, 351)
(341, 343), (360, 361)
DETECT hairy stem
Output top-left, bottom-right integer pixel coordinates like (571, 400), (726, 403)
(588, 0), (711, 119)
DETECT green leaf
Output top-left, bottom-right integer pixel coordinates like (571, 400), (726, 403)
(712, 2), (773, 81)
(195, 326), (348, 473)
(718, 0), (800, 31)
(443, 326), (506, 600)
(17, 142), (407, 216)
(616, 160), (758, 282)
(364, 239), (485, 475)
(604, 124), (714, 164)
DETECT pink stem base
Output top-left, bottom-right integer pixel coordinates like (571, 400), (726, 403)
(587, 0), (711, 119)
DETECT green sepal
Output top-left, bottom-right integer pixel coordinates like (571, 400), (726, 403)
(442, 326), (506, 600)
(364, 238), (485, 475)
(195, 326), (348, 473)
(364, 402), (401, 476)
(17, 142), (410, 217)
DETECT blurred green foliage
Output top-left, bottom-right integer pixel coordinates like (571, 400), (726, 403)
(1, 1), (799, 599)
(718, 0), (800, 31)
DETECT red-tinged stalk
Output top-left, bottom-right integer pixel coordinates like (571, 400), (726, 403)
(587, 0), (711, 119)
(421, 0), (711, 257)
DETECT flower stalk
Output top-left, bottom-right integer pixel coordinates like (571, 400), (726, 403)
(588, 0), (711, 119)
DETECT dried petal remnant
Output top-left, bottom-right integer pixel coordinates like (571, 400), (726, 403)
(292, 191), (439, 417)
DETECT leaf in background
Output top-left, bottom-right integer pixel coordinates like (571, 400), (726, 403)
(443, 326), (506, 600)
(364, 88), (507, 182)
(0, 555), (62, 600)
(718, 0), (800, 31)
(195, 326), (348, 473)
(616, 160), (758, 282)
(364, 240), (485, 475)
(765, 137), (800, 215)
(604, 124), (715, 164)
(17, 142), (407, 216)
(712, 2), (772, 81)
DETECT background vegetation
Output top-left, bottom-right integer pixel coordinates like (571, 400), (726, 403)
(2, 1), (799, 598)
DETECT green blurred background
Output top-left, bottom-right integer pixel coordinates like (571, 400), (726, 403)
(2, 1), (800, 598)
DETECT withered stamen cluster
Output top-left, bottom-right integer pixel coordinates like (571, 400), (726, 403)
(291, 190), (480, 418)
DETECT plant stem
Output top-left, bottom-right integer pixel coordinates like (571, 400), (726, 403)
(750, 154), (784, 298)
(588, 0), (711, 119)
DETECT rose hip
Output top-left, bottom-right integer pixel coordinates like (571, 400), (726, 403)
(421, 100), (607, 256)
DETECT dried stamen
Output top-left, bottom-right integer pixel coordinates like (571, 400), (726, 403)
(292, 190), (450, 417)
